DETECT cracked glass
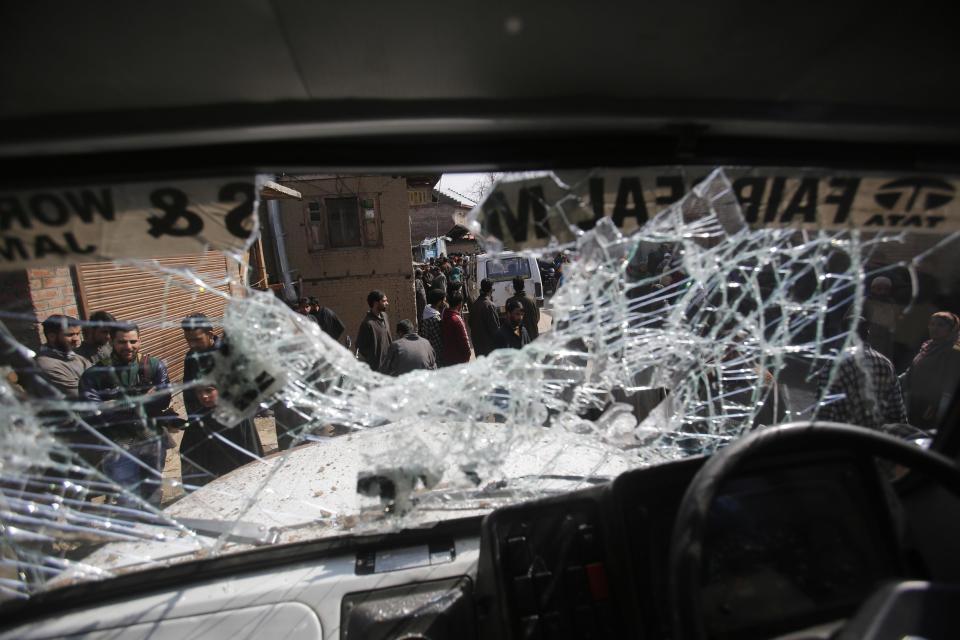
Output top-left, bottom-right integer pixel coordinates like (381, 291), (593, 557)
(1, 167), (959, 601)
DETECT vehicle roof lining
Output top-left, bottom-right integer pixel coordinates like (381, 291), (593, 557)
(2, 2), (958, 153)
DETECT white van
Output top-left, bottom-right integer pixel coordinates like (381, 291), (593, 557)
(468, 252), (544, 310)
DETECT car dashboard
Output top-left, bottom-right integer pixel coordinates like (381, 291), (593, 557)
(1, 449), (914, 640)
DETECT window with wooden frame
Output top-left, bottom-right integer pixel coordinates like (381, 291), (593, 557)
(305, 196), (381, 250)
(326, 197), (362, 248)
(306, 201), (326, 250)
(408, 189), (429, 205)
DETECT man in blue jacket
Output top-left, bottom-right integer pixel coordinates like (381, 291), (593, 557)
(79, 323), (176, 506)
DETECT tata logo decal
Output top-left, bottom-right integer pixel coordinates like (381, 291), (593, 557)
(863, 177), (954, 229)
(874, 177), (955, 212)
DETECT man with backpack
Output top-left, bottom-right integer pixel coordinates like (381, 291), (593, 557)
(79, 322), (178, 505)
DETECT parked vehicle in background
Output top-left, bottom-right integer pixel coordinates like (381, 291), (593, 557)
(468, 252), (544, 310)
(415, 235), (450, 262)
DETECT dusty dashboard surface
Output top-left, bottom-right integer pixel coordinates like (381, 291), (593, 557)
(0, 166), (958, 614)
(473, 450), (904, 640)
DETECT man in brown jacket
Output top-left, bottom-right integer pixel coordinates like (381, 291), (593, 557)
(34, 315), (90, 397)
(355, 290), (392, 373)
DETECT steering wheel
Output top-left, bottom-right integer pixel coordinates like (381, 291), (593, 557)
(667, 421), (960, 640)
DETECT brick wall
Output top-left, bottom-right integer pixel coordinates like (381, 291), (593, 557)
(28, 267), (80, 317)
(447, 239), (481, 254)
(409, 202), (464, 244)
(279, 175), (417, 342)
(0, 267), (81, 351)
(301, 274), (417, 346)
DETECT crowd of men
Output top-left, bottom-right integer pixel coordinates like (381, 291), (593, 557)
(287, 253), (545, 377)
(820, 279), (960, 433)
(27, 244), (960, 505)
(631, 243), (960, 434)
(331, 272), (541, 376)
(29, 312), (262, 506)
(24, 262), (545, 504)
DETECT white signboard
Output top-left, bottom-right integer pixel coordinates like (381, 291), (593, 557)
(0, 176), (260, 269)
(472, 167), (960, 250)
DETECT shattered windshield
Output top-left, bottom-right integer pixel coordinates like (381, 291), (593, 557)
(2, 168), (959, 601)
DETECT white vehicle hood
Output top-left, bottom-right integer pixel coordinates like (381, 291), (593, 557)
(73, 421), (633, 577)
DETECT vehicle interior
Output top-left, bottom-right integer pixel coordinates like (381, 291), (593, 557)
(2, 3), (960, 639)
